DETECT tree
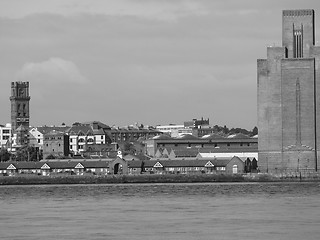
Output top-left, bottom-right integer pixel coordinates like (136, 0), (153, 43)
(252, 126), (258, 136)
(223, 125), (229, 135)
(15, 146), (40, 161)
(123, 141), (136, 155)
(0, 148), (11, 162)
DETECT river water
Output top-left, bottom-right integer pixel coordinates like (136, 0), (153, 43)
(0, 182), (319, 240)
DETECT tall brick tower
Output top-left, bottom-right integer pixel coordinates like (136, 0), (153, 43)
(10, 81), (31, 133)
(258, 10), (320, 173)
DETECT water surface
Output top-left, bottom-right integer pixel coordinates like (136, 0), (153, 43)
(0, 182), (319, 240)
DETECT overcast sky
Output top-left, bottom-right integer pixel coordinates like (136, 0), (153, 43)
(1, 0), (320, 129)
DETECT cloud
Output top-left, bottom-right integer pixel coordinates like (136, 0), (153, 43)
(0, 0), (208, 21)
(16, 58), (87, 84)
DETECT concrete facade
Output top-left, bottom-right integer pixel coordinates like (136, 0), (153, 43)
(258, 9), (320, 172)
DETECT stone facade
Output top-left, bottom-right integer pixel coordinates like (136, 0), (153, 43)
(10, 82), (30, 132)
(258, 9), (320, 172)
(43, 130), (70, 159)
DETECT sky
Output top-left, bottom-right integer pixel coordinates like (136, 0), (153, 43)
(1, 0), (320, 130)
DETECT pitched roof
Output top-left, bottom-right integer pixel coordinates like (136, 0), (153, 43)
(67, 125), (93, 135)
(0, 161), (43, 170)
(170, 149), (199, 158)
(37, 126), (70, 134)
(198, 152), (258, 159)
(152, 134), (172, 140)
(123, 154), (141, 161)
(227, 133), (250, 139)
(201, 133), (226, 140)
(80, 121), (111, 130)
(128, 159), (232, 168)
(15, 125), (29, 131)
(176, 134), (199, 140)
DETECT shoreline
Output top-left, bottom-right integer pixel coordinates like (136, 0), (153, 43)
(1, 173), (320, 185)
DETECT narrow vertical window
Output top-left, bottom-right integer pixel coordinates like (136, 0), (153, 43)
(293, 26), (303, 58)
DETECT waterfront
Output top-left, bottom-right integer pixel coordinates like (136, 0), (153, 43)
(0, 182), (319, 240)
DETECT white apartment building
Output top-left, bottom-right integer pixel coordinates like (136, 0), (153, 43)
(156, 125), (185, 136)
(67, 122), (110, 155)
(0, 123), (11, 147)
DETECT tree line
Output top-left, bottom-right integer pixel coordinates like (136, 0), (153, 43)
(211, 125), (258, 137)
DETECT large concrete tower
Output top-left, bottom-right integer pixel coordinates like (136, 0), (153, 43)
(258, 10), (320, 173)
(10, 81), (31, 132)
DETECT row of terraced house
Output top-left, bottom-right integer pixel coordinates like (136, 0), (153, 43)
(0, 155), (247, 176)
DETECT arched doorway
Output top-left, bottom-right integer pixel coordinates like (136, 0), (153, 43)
(109, 157), (128, 175)
(233, 165), (238, 174)
(114, 163), (123, 174)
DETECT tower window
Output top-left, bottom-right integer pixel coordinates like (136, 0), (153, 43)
(293, 27), (303, 58)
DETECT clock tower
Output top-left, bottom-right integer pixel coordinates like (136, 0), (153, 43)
(10, 81), (31, 132)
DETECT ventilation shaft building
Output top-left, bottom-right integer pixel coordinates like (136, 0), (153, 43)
(258, 9), (320, 173)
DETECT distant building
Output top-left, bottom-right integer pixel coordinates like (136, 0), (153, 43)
(157, 118), (214, 138)
(14, 125), (29, 147)
(10, 82), (30, 132)
(29, 125), (70, 150)
(43, 130), (70, 159)
(67, 121), (112, 155)
(258, 9), (320, 173)
(145, 133), (258, 158)
(184, 117), (210, 129)
(156, 124), (185, 136)
(171, 128), (193, 138)
(0, 123), (11, 148)
(107, 124), (161, 143)
(0, 156), (245, 176)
